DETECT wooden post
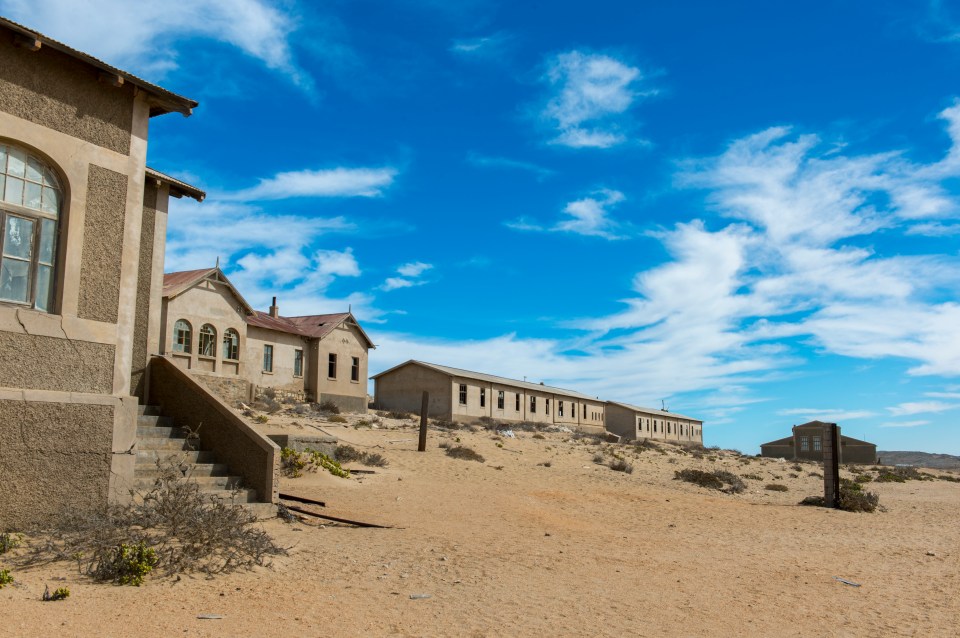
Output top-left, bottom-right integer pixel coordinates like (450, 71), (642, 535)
(418, 391), (429, 452)
(823, 422), (841, 508)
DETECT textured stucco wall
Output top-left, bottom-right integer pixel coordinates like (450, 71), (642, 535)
(245, 327), (307, 392)
(317, 392), (367, 413)
(149, 357), (278, 504)
(605, 404), (638, 440)
(0, 400), (114, 529)
(0, 331), (114, 393)
(374, 365), (452, 418)
(78, 164), (127, 323)
(130, 184), (157, 398)
(193, 372), (251, 407)
(0, 36), (133, 155)
(314, 323), (370, 405)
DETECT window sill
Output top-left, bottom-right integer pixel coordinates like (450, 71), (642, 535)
(198, 355), (216, 361)
(293, 374), (303, 379)
(262, 371), (274, 375)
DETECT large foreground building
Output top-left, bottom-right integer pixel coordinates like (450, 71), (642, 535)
(372, 360), (607, 432)
(759, 421), (877, 464)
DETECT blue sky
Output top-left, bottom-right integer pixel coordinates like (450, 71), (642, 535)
(6, 0), (960, 454)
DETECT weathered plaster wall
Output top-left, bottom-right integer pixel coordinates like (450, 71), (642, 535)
(314, 323), (369, 409)
(160, 282), (248, 375)
(129, 183), (157, 398)
(0, 399), (114, 529)
(0, 37), (134, 155)
(374, 364), (452, 418)
(605, 403), (638, 440)
(193, 372), (251, 407)
(78, 164), (127, 323)
(245, 326), (307, 393)
(0, 331), (114, 393)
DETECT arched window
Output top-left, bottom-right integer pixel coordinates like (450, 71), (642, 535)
(222, 328), (240, 360)
(173, 319), (192, 353)
(198, 324), (216, 357)
(0, 143), (63, 312)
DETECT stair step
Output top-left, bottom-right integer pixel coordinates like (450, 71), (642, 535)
(138, 415), (174, 427)
(203, 488), (259, 504)
(135, 462), (231, 478)
(134, 475), (242, 490)
(136, 426), (186, 439)
(136, 449), (216, 464)
(137, 438), (194, 451)
(138, 405), (161, 416)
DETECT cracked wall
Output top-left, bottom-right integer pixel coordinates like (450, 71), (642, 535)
(0, 331), (114, 394)
(0, 400), (114, 529)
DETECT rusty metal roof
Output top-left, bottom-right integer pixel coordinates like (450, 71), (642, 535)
(247, 311), (375, 348)
(605, 401), (702, 423)
(0, 16), (197, 117)
(146, 167), (205, 201)
(162, 268), (215, 298)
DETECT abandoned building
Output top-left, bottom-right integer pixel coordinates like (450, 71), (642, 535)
(759, 421), (878, 464)
(605, 401), (704, 445)
(372, 360), (607, 432)
(0, 18), (278, 528)
(161, 267), (375, 412)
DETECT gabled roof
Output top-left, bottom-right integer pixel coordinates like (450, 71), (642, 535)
(371, 360), (601, 402)
(246, 311), (376, 349)
(794, 420), (837, 428)
(0, 17), (197, 117)
(146, 167), (205, 201)
(162, 268), (255, 314)
(760, 436), (794, 447)
(605, 400), (702, 423)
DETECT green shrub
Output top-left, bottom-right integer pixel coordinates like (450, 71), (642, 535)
(445, 446), (485, 462)
(855, 474), (873, 484)
(875, 466), (924, 483)
(0, 532), (22, 555)
(254, 415), (268, 424)
(94, 542), (157, 586)
(938, 474), (960, 482)
(42, 585), (70, 601)
(765, 484), (789, 492)
(280, 447), (309, 478)
(799, 485), (880, 513)
(0, 568), (12, 588)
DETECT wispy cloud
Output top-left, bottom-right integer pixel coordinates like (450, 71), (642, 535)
(506, 189), (628, 239)
(466, 152), (554, 180)
(224, 167), (398, 201)
(539, 50), (654, 149)
(0, 0), (310, 86)
(906, 221), (960, 236)
(777, 408), (877, 421)
(380, 261), (434, 291)
(879, 420), (930, 428)
(887, 401), (960, 416)
(449, 32), (511, 58)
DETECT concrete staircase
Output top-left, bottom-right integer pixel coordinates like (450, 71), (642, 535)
(135, 405), (275, 518)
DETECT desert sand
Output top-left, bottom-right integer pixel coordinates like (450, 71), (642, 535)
(2, 409), (959, 637)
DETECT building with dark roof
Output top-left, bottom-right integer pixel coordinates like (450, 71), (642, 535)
(161, 267), (374, 412)
(760, 421), (877, 464)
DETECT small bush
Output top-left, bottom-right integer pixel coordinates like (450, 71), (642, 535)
(791, 464), (804, 472)
(318, 400), (340, 414)
(94, 542), (157, 586)
(254, 415), (268, 424)
(538, 461), (552, 467)
(839, 487), (880, 513)
(43, 585), (70, 601)
(290, 404), (311, 416)
(354, 419), (373, 428)
(262, 387), (277, 400)
(765, 484), (789, 492)
(875, 466), (925, 483)
(0, 568), (12, 588)
(254, 398), (281, 414)
(0, 532), (22, 555)
(855, 474), (873, 484)
(609, 458), (634, 474)
(445, 446), (485, 462)
(281, 448), (309, 478)
(742, 473), (763, 481)
(799, 495), (824, 507)
(674, 469), (745, 493)
(592, 453), (606, 464)
(438, 440), (451, 449)
(334, 445), (388, 467)
(532, 433), (545, 440)
(938, 474), (960, 482)
(808, 472), (823, 478)
(281, 447), (351, 478)
(327, 415), (348, 424)
(384, 411), (413, 420)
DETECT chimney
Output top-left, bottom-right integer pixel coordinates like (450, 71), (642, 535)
(269, 296), (279, 318)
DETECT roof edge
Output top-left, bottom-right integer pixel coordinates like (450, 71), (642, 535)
(146, 167), (205, 202)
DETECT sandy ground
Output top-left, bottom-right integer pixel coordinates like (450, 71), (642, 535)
(2, 408), (959, 637)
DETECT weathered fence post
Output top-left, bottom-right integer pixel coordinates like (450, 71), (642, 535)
(823, 422), (841, 508)
(418, 391), (429, 452)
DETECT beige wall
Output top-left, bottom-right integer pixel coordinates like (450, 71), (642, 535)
(161, 281), (248, 378)
(605, 403), (703, 444)
(312, 322), (370, 412)
(0, 34), (164, 527)
(245, 326), (307, 393)
(374, 364), (452, 417)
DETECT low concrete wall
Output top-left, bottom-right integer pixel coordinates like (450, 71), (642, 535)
(193, 372), (252, 407)
(148, 356), (279, 504)
(319, 392), (367, 414)
(268, 434), (337, 456)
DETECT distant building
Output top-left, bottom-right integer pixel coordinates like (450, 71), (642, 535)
(161, 267), (375, 411)
(605, 401), (703, 445)
(372, 360), (607, 432)
(759, 421), (877, 464)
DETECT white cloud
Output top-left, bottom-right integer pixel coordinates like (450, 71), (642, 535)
(887, 401), (960, 416)
(777, 408), (878, 421)
(1, 0), (306, 84)
(449, 32), (511, 57)
(879, 420), (930, 428)
(225, 167), (398, 201)
(507, 189), (628, 240)
(466, 153), (554, 180)
(540, 51), (651, 149)
(906, 221), (960, 236)
(380, 261), (434, 291)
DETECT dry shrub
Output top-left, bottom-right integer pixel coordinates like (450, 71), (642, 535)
(609, 458), (634, 474)
(800, 482), (880, 513)
(334, 444), (388, 467)
(15, 461), (284, 580)
(674, 469), (745, 494)
(327, 415), (348, 424)
(765, 483), (789, 492)
(742, 473), (763, 481)
(318, 400), (340, 414)
(938, 474), (960, 482)
(875, 466), (926, 483)
(445, 446), (485, 463)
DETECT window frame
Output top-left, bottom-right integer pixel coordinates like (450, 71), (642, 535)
(262, 344), (274, 373)
(222, 328), (240, 361)
(173, 319), (192, 353)
(293, 348), (304, 377)
(198, 324), (217, 358)
(328, 353), (337, 379)
(558, 400), (564, 418)
(530, 395), (536, 414)
(351, 356), (360, 382)
(497, 390), (505, 410)
(458, 383), (467, 405)
(0, 144), (63, 313)
(480, 387), (486, 408)
(515, 393), (520, 411)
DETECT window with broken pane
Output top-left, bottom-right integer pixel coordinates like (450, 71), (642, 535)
(173, 319), (192, 353)
(0, 143), (62, 311)
(198, 324), (216, 357)
(222, 328), (240, 360)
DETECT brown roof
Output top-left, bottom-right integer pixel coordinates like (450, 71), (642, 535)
(146, 167), (205, 201)
(162, 268), (215, 298)
(247, 311), (375, 348)
(0, 17), (197, 117)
